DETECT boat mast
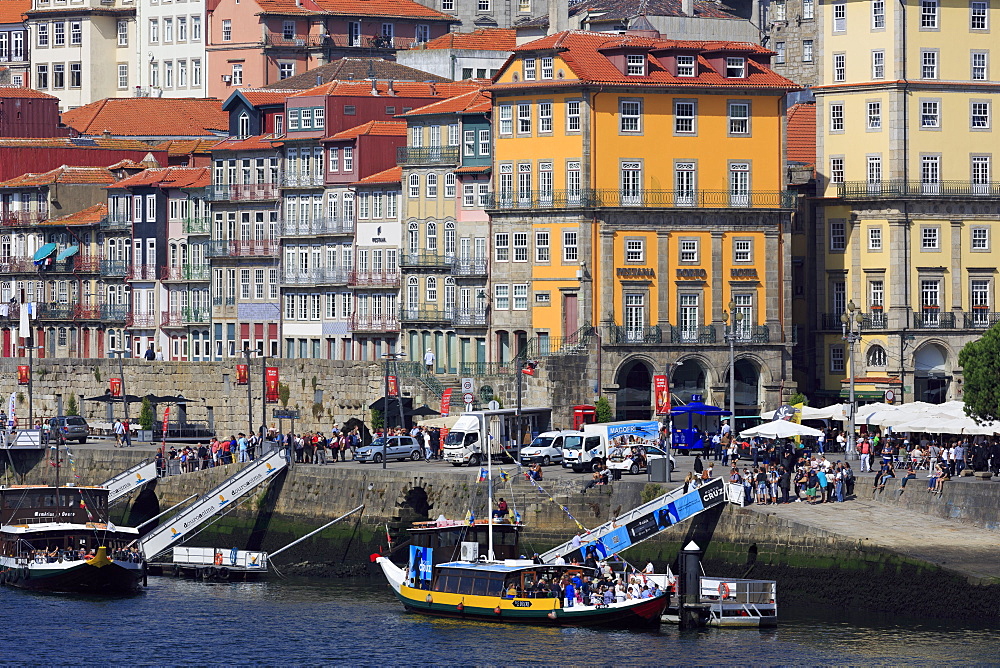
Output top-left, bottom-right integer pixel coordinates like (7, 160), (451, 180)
(486, 414), (494, 561)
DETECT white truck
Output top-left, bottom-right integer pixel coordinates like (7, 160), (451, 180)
(562, 420), (664, 473)
(443, 408), (552, 467)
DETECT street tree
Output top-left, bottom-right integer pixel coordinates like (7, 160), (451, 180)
(958, 323), (1000, 423)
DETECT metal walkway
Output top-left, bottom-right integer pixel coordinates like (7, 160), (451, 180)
(101, 460), (157, 504)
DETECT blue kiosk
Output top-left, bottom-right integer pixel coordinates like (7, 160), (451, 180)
(669, 395), (732, 454)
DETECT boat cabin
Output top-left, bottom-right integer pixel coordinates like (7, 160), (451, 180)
(409, 519), (522, 565)
(423, 561), (593, 598)
(0, 485), (109, 526)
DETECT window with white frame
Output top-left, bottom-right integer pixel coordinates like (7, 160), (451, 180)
(539, 162), (553, 199)
(775, 42), (785, 64)
(566, 100), (581, 131)
(445, 173), (456, 198)
(867, 101), (881, 129)
(513, 232), (528, 262)
(679, 239), (698, 262)
(867, 345), (887, 367)
(831, 157), (845, 183)
(872, 50), (885, 78)
(463, 130), (475, 156)
(972, 52), (988, 80)
(118, 64), (128, 89)
(872, 0), (885, 28)
(869, 226), (883, 250)
(833, 1), (846, 30)
(971, 0), (988, 28)
(535, 231), (550, 262)
(972, 156), (991, 189)
(922, 226), (940, 249)
(518, 103), (531, 133)
(625, 239), (644, 263)
(921, 100), (940, 127)
(734, 238), (752, 262)
(830, 103), (844, 131)
(513, 284), (528, 310)
(725, 57), (745, 77)
(804, 40), (814, 62)
(972, 226), (990, 249)
(539, 102), (553, 133)
(408, 173), (419, 197)
(728, 102), (749, 134)
(499, 104), (512, 134)
(479, 129), (490, 155)
(343, 147), (353, 171)
(426, 276), (437, 302)
(426, 173), (438, 198)
(463, 184), (475, 208)
(830, 346), (845, 372)
(676, 55), (695, 76)
(619, 99), (641, 133)
(494, 284), (509, 310)
(523, 57), (536, 80)
(494, 233), (509, 261)
(563, 230), (578, 261)
(971, 280), (990, 324)
(834, 53), (846, 81)
(222, 19), (232, 41)
(626, 54), (646, 75)
(541, 57), (553, 79)
(972, 101), (990, 128)
(870, 280), (884, 310)
(921, 0), (938, 27)
(830, 220), (847, 250)
(675, 100), (695, 134)
(921, 51), (938, 78)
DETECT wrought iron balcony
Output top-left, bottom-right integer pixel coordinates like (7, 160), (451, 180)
(183, 216), (212, 235)
(399, 253), (455, 270)
(161, 264), (211, 281)
(400, 307), (453, 323)
(280, 217), (354, 236)
(204, 184), (279, 201)
(184, 307), (210, 324)
(452, 308), (488, 327)
(820, 311), (888, 331)
(35, 303), (74, 320)
(282, 268), (350, 285)
(913, 310), (956, 329)
(126, 264), (158, 281)
(459, 362), (515, 377)
(161, 310), (183, 327)
(838, 180), (1000, 200)
(487, 189), (795, 211)
(727, 325), (771, 344)
(100, 304), (128, 322)
(671, 325), (717, 344)
(348, 271), (400, 287)
(601, 325), (663, 345)
(100, 214), (132, 230)
(1, 210), (48, 226)
(396, 146), (460, 166)
(350, 314), (400, 332)
(100, 260), (128, 277)
(126, 312), (158, 328)
(452, 259), (488, 277)
(74, 255), (101, 272)
(964, 311), (1000, 329)
(281, 174), (325, 188)
(204, 240), (278, 257)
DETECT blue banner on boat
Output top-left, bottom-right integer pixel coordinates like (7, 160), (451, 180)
(409, 545), (433, 582)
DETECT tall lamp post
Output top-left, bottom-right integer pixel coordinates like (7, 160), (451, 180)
(242, 347), (254, 439)
(109, 348), (130, 430)
(722, 301), (744, 434)
(841, 301), (864, 459)
(662, 360), (683, 482)
(381, 350), (406, 470)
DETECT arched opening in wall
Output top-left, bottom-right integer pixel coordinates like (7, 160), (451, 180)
(725, 358), (761, 413)
(615, 359), (653, 421)
(913, 343), (949, 404)
(672, 359), (707, 405)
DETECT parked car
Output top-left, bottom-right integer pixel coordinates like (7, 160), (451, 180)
(519, 430), (573, 466)
(354, 436), (422, 463)
(47, 416), (90, 444)
(607, 444), (676, 475)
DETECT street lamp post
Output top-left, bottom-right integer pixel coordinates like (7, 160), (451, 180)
(242, 348), (254, 441)
(109, 348), (130, 428)
(662, 360), (683, 483)
(722, 301), (744, 435)
(841, 301), (864, 459)
(381, 350), (406, 470)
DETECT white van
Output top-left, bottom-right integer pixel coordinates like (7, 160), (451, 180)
(443, 408), (551, 466)
(518, 430), (582, 466)
(563, 420), (663, 473)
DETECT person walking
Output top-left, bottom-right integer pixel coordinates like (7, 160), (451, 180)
(424, 348), (435, 373)
(860, 438), (871, 472)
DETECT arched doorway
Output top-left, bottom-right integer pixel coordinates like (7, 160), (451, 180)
(615, 359), (653, 420)
(914, 343), (949, 404)
(672, 359), (707, 405)
(725, 358), (761, 412)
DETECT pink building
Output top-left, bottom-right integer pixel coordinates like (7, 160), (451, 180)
(205, 0), (458, 100)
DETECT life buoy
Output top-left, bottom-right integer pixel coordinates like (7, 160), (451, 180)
(218, 567), (230, 580)
(209, 566), (218, 578)
(718, 582), (731, 599)
(214, 553), (224, 566)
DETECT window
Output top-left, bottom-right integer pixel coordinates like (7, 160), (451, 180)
(566, 100), (581, 131)
(408, 173), (419, 198)
(523, 57), (536, 80)
(178, 17), (187, 41)
(463, 130), (475, 156)
(518, 103), (531, 133)
(535, 231), (550, 262)
(448, 123), (460, 146)
(539, 162), (553, 200)
(621, 162), (642, 203)
(513, 233), (528, 262)
(676, 55), (695, 77)
(772, 0), (786, 20)
(54, 22), (65, 46)
(70, 21), (81, 45)
(192, 16), (202, 41)
(868, 153), (882, 185)
(921, 280), (941, 325)
(164, 60), (174, 88)
(728, 102), (749, 134)
(567, 161), (581, 201)
(830, 220), (847, 250)
(626, 54), (646, 76)
(725, 57), (745, 78)
(775, 42), (785, 64)
(922, 226), (940, 249)
(426, 276), (437, 302)
(803, 40), (814, 62)
(494, 233), (509, 261)
(442, 0), (454, 9)
(830, 103), (844, 131)
(343, 147), (353, 171)
(867, 101), (881, 129)
(921, 155), (941, 191)
(675, 162), (695, 205)
(541, 57), (553, 79)
(972, 226), (990, 249)
(869, 226), (883, 250)
(178, 59), (187, 87)
(513, 284), (528, 310)
(494, 284), (509, 310)
(833, 1), (846, 31)
(803, 0), (814, 19)
(972, 52), (988, 80)
(117, 19), (128, 46)
(70, 62), (81, 88)
(478, 0), (491, 10)
(619, 99), (641, 133)
(426, 173), (438, 198)
(117, 64), (128, 89)
(517, 163), (532, 202)
(830, 347), (845, 372)
(972, 156), (991, 191)
(870, 280), (884, 310)
(279, 62), (294, 79)
(867, 346), (887, 367)
(37, 23), (48, 47)
(499, 104), (512, 135)
(872, 0), (885, 28)
(416, 25), (430, 43)
(445, 173), (456, 198)
(463, 184), (475, 207)
(734, 238), (752, 262)
(675, 101), (696, 134)
(479, 129), (490, 155)
(921, 51), (938, 79)
(36, 64), (47, 89)
(679, 239), (698, 262)
(193, 59), (202, 87)
(222, 19), (232, 41)
(921, 100), (940, 128)
(834, 53), (846, 82)
(972, 101), (990, 128)
(971, 0), (988, 28)
(563, 230), (578, 261)
(625, 239), (644, 263)
(921, 0), (938, 27)
(231, 63), (242, 86)
(539, 102), (553, 133)
(164, 18), (173, 42)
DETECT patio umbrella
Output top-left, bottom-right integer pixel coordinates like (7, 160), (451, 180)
(740, 421), (823, 439)
(407, 404), (440, 417)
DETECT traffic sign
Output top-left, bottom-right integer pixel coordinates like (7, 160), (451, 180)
(884, 389), (896, 404)
(487, 400), (500, 410)
(462, 392), (475, 405)
(461, 377), (474, 393)
(273, 408), (300, 419)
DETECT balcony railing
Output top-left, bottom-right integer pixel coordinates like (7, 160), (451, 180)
(964, 311), (1000, 329)
(35, 303), (74, 320)
(280, 218), (354, 236)
(1, 258), (37, 272)
(161, 264), (211, 281)
(100, 260), (128, 277)
(163, 308), (211, 326)
(350, 314), (400, 332)
(602, 325), (663, 345)
(204, 184), (279, 201)
(671, 325), (717, 344)
(205, 240), (279, 257)
(349, 271), (400, 287)
(323, 33), (421, 50)
(126, 312), (158, 328)
(161, 310), (182, 327)
(452, 259), (488, 277)
(459, 362), (517, 377)
(1, 211), (48, 226)
(396, 146), (460, 166)
(913, 310), (956, 329)
(727, 325), (771, 344)
(100, 214), (132, 230)
(839, 180), (1000, 200)
(75, 255), (101, 272)
(487, 189), (795, 211)
(281, 174), (325, 188)
(452, 308), (488, 327)
(400, 307), (453, 323)
(183, 216), (211, 235)
(399, 253), (455, 270)
(282, 268), (350, 285)
(126, 265), (158, 281)
(820, 311), (888, 330)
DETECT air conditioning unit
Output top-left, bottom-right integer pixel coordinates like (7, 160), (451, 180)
(460, 541), (478, 562)
(222, 74), (232, 83)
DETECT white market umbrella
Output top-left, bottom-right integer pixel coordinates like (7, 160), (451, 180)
(740, 421), (824, 439)
(417, 415), (462, 429)
(760, 404), (843, 421)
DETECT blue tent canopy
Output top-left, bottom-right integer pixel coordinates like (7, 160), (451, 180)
(669, 401), (731, 451)
(669, 401), (732, 417)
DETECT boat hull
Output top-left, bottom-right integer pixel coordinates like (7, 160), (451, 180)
(1, 558), (144, 595)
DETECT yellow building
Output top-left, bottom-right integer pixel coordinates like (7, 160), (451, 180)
(813, 0), (1000, 404)
(488, 28), (799, 420)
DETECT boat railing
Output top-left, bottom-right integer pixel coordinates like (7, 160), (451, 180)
(699, 577), (776, 605)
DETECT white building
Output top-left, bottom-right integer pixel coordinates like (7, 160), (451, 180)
(141, 0), (207, 98)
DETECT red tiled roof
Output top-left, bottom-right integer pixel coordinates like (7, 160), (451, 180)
(327, 120), (407, 141)
(422, 29), (516, 51)
(496, 31), (798, 90)
(0, 86), (58, 100)
(0, 137), (156, 150)
(401, 89), (491, 116)
(0, 165), (117, 187)
(291, 80), (481, 98)
(786, 102), (815, 165)
(107, 158), (160, 170)
(0, 0), (30, 24)
(41, 203), (108, 227)
(455, 165), (491, 174)
(108, 166), (211, 189)
(355, 165), (401, 185)
(256, 0), (454, 20)
(262, 58), (449, 90)
(239, 89), (297, 106)
(152, 139), (220, 156)
(211, 134), (282, 151)
(514, 0), (743, 29)
(62, 98), (227, 137)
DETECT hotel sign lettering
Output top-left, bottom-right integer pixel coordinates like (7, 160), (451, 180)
(617, 267), (655, 278)
(731, 268), (759, 279)
(675, 268), (707, 279)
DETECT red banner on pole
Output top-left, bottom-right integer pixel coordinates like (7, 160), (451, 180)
(17, 365), (29, 385)
(440, 388), (453, 417)
(236, 364), (249, 385)
(162, 406), (170, 452)
(109, 378), (122, 397)
(387, 375), (399, 397)
(265, 367), (280, 403)
(653, 374), (671, 415)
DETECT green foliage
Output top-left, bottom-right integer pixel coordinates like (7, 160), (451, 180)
(94, 367), (101, 384)
(301, 377), (306, 391)
(788, 392), (809, 406)
(65, 394), (79, 417)
(370, 408), (384, 431)
(640, 483), (664, 504)
(959, 324), (1000, 422)
(312, 401), (324, 419)
(16, 392), (23, 405)
(278, 383), (290, 407)
(595, 396), (613, 423)
(311, 376), (318, 390)
(138, 397), (155, 431)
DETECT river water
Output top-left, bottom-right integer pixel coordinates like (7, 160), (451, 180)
(2, 576), (996, 666)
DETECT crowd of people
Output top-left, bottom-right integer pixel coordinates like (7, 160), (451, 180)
(507, 554), (664, 607)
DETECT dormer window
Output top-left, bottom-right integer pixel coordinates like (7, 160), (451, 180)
(541, 57), (553, 79)
(726, 57), (745, 78)
(677, 55), (696, 77)
(523, 57), (536, 80)
(626, 54), (646, 76)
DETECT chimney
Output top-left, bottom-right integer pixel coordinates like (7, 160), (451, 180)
(547, 0), (569, 34)
(387, 79), (396, 95)
(682, 0), (694, 16)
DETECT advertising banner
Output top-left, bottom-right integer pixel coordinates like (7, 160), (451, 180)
(104, 461), (157, 503)
(265, 367), (280, 403)
(16, 365), (29, 385)
(653, 374), (670, 415)
(109, 378), (122, 397)
(408, 545), (434, 582)
(440, 388), (453, 417)
(387, 375), (400, 397)
(236, 364), (249, 385)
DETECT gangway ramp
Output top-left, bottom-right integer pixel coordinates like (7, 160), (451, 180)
(102, 460), (157, 504)
(540, 477), (726, 563)
(140, 450), (287, 560)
